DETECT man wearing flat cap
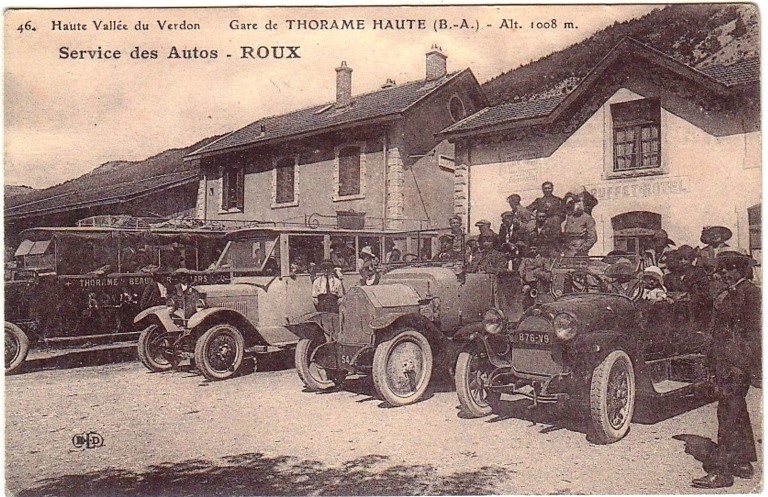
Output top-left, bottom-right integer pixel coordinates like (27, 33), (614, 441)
(474, 219), (496, 238)
(468, 234), (507, 274)
(435, 234), (462, 262)
(506, 194), (533, 226)
(692, 250), (760, 489)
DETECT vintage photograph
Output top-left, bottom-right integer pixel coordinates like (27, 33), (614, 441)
(4, 4), (761, 495)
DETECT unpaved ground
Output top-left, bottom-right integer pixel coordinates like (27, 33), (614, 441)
(5, 350), (763, 496)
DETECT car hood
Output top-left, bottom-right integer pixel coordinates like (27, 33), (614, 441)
(531, 294), (637, 332)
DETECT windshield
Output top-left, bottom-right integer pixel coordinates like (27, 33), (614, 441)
(550, 255), (643, 299)
(216, 236), (279, 274)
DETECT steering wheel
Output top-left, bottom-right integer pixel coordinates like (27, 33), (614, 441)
(401, 253), (419, 262)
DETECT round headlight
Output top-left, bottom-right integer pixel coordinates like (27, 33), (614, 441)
(553, 313), (578, 341)
(195, 299), (208, 313)
(483, 308), (507, 335)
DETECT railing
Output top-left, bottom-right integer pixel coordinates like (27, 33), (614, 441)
(76, 213), (435, 233)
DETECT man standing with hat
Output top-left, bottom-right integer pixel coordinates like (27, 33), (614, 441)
(311, 260), (344, 312)
(692, 250), (760, 489)
(435, 234), (462, 262)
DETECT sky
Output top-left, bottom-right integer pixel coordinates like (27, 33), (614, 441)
(4, 5), (659, 189)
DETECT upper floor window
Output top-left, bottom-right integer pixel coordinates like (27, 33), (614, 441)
(611, 97), (661, 174)
(334, 144), (366, 200)
(273, 156), (299, 208)
(221, 165), (244, 211)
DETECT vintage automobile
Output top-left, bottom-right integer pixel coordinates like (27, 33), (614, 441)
(134, 225), (441, 381)
(453, 255), (713, 444)
(4, 223), (229, 373)
(292, 258), (526, 407)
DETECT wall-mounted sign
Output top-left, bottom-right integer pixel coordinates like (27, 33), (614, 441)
(587, 176), (688, 201)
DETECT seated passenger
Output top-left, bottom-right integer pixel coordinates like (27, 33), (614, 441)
(359, 246), (380, 285)
(434, 234), (462, 262)
(468, 235), (507, 274)
(641, 266), (673, 303)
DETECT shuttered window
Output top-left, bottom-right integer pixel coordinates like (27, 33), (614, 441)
(222, 166), (244, 211)
(611, 98), (661, 172)
(338, 146), (361, 197)
(275, 157), (296, 204)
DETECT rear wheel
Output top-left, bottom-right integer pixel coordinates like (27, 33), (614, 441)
(455, 349), (500, 417)
(590, 349), (636, 444)
(372, 328), (432, 406)
(5, 323), (29, 374)
(194, 324), (244, 381)
(137, 324), (179, 372)
(295, 337), (345, 391)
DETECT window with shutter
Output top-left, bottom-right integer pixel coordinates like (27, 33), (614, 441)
(222, 166), (244, 211)
(274, 157), (298, 206)
(611, 97), (661, 174)
(338, 146), (361, 197)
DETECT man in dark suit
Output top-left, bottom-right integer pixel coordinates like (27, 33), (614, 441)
(692, 250), (761, 489)
(140, 270), (170, 310)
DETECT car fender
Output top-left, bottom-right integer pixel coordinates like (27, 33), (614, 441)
(286, 312), (338, 342)
(133, 306), (180, 333)
(187, 307), (247, 330)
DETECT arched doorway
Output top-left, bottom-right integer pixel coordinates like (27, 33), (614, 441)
(611, 211), (662, 255)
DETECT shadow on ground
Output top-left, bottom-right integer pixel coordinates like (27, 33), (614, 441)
(12, 345), (138, 375)
(13, 453), (516, 497)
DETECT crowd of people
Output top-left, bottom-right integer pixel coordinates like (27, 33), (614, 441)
(434, 181), (599, 277)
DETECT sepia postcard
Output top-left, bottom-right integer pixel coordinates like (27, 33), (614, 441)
(4, 4), (762, 496)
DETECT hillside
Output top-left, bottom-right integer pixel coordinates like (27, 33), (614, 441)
(482, 4), (759, 104)
(4, 185), (36, 199)
(6, 135), (222, 211)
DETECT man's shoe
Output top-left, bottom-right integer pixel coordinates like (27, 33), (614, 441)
(731, 462), (754, 479)
(692, 472), (734, 489)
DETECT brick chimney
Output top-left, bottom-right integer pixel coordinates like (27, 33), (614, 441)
(335, 61), (352, 108)
(425, 45), (447, 81)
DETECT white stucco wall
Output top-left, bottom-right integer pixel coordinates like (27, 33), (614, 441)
(468, 88), (761, 253)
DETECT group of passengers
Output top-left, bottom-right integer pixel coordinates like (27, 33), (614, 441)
(435, 181), (599, 278)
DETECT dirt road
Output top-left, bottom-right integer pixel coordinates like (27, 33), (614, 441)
(5, 351), (763, 495)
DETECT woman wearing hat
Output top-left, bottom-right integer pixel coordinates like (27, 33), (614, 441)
(698, 225), (733, 275)
(692, 250), (760, 489)
(311, 260), (344, 312)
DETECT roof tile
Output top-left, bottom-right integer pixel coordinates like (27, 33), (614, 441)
(699, 57), (759, 86)
(191, 72), (465, 156)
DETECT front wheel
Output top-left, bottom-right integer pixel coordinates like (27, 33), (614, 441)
(589, 349), (636, 444)
(372, 328), (433, 407)
(455, 349), (500, 417)
(194, 324), (245, 381)
(295, 337), (345, 391)
(137, 324), (179, 372)
(5, 323), (30, 374)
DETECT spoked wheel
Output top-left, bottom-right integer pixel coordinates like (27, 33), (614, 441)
(194, 324), (244, 381)
(590, 349), (636, 444)
(295, 337), (346, 391)
(372, 328), (432, 407)
(455, 349), (500, 417)
(5, 323), (29, 374)
(137, 324), (180, 372)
